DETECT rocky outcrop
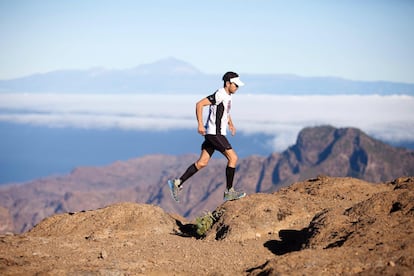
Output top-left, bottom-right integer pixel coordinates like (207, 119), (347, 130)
(0, 176), (413, 275)
(258, 126), (414, 189)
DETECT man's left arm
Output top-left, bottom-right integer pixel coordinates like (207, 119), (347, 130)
(228, 115), (236, 136)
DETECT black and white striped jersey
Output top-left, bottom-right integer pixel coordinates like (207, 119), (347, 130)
(205, 88), (232, 135)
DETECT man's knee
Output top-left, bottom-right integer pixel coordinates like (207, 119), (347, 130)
(234, 152), (238, 163)
(230, 153), (238, 163)
(196, 160), (209, 169)
(226, 150), (238, 166)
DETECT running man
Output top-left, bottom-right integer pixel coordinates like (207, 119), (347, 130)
(168, 71), (246, 202)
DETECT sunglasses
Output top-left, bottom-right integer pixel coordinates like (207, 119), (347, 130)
(232, 82), (239, 88)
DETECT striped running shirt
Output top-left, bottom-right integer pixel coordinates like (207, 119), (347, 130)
(205, 88), (232, 135)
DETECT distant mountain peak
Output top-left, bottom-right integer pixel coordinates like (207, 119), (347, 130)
(1, 58), (414, 94)
(129, 57), (202, 75)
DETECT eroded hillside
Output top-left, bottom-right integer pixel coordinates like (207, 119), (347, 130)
(1, 176), (413, 275)
(1, 126), (413, 235)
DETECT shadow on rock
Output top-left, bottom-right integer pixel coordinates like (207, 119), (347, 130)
(173, 219), (201, 239)
(264, 228), (310, 255)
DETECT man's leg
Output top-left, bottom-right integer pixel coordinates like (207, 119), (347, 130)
(222, 149), (245, 201)
(168, 143), (213, 202)
(223, 149), (238, 190)
(178, 149), (211, 185)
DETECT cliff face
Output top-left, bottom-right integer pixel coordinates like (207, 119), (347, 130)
(0, 176), (413, 275)
(0, 126), (413, 234)
(258, 126), (414, 189)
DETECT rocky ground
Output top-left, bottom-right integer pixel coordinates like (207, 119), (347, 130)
(0, 176), (413, 275)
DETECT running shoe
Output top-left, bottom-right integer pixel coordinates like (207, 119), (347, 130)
(168, 179), (182, 202)
(224, 188), (246, 201)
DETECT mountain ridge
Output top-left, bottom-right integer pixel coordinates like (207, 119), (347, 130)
(0, 125), (412, 235)
(1, 57), (413, 95)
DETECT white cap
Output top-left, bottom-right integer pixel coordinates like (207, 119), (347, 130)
(230, 77), (245, 87)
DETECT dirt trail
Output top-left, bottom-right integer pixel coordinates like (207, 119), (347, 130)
(1, 176), (413, 275)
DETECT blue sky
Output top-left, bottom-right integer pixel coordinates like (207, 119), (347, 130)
(1, 0), (413, 83)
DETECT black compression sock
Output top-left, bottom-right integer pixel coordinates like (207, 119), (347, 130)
(226, 166), (236, 190)
(180, 163), (198, 185)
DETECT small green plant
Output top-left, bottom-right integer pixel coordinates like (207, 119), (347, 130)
(195, 209), (225, 237)
(195, 212), (214, 236)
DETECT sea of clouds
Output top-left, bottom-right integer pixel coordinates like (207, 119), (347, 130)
(0, 93), (413, 151)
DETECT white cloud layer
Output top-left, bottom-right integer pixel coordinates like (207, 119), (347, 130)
(0, 93), (413, 151)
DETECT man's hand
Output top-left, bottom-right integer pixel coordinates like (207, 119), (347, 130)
(229, 124), (236, 136)
(198, 125), (206, 136)
(195, 97), (211, 136)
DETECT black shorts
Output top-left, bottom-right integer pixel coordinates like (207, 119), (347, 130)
(201, 134), (232, 155)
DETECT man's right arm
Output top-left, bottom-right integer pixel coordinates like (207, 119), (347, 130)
(195, 97), (211, 135)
